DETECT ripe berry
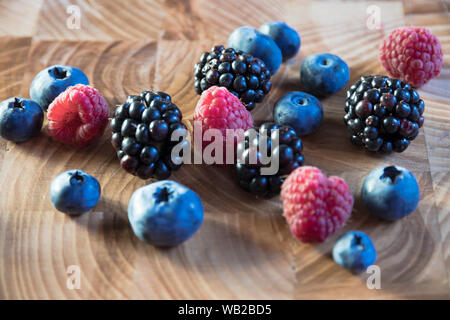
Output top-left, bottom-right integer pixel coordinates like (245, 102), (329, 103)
(193, 86), (253, 164)
(344, 75), (424, 153)
(47, 84), (109, 147)
(281, 166), (354, 243)
(194, 46), (272, 111)
(379, 27), (443, 86)
(111, 91), (186, 180)
(235, 122), (304, 197)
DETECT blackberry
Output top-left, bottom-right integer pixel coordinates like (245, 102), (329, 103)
(194, 45), (272, 111)
(110, 91), (187, 180)
(235, 122), (304, 196)
(344, 75), (424, 153)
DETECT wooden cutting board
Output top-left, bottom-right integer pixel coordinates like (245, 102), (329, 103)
(0, 0), (449, 299)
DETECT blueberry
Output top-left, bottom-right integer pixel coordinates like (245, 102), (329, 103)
(128, 180), (204, 247)
(30, 65), (89, 110)
(227, 26), (282, 75)
(0, 98), (44, 142)
(332, 231), (377, 273)
(259, 21), (300, 61)
(300, 53), (350, 97)
(362, 166), (420, 221)
(50, 170), (101, 215)
(274, 91), (323, 136)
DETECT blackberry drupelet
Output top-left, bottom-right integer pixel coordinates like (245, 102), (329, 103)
(110, 91), (187, 180)
(194, 45), (272, 111)
(344, 75), (424, 153)
(235, 122), (304, 197)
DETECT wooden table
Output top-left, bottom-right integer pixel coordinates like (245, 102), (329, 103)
(0, 0), (449, 299)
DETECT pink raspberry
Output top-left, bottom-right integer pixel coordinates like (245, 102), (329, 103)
(48, 84), (109, 147)
(379, 27), (443, 87)
(193, 86), (253, 163)
(281, 166), (354, 243)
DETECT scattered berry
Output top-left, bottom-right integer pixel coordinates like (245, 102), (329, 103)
(380, 27), (443, 87)
(47, 84), (109, 147)
(361, 165), (420, 221)
(259, 21), (300, 61)
(30, 65), (89, 111)
(111, 91), (187, 180)
(300, 53), (350, 97)
(0, 97), (43, 142)
(194, 46), (273, 111)
(345, 75), (424, 153)
(281, 166), (354, 243)
(128, 180), (204, 247)
(228, 26), (282, 75)
(194, 86), (253, 163)
(332, 231), (377, 273)
(274, 91), (323, 136)
(50, 170), (101, 215)
(236, 122), (304, 196)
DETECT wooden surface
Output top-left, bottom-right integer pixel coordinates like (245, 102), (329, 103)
(0, 0), (449, 299)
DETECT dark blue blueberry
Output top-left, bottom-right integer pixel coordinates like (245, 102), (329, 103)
(332, 231), (377, 273)
(362, 166), (420, 221)
(259, 21), (300, 61)
(228, 26), (282, 75)
(274, 91), (323, 136)
(50, 170), (101, 215)
(300, 53), (350, 97)
(128, 181), (204, 247)
(0, 98), (43, 142)
(30, 65), (89, 111)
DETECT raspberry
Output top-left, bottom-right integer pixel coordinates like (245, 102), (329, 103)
(281, 166), (354, 243)
(193, 86), (253, 163)
(380, 27), (443, 87)
(48, 84), (109, 147)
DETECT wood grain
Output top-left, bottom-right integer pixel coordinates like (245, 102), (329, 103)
(0, 0), (449, 299)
